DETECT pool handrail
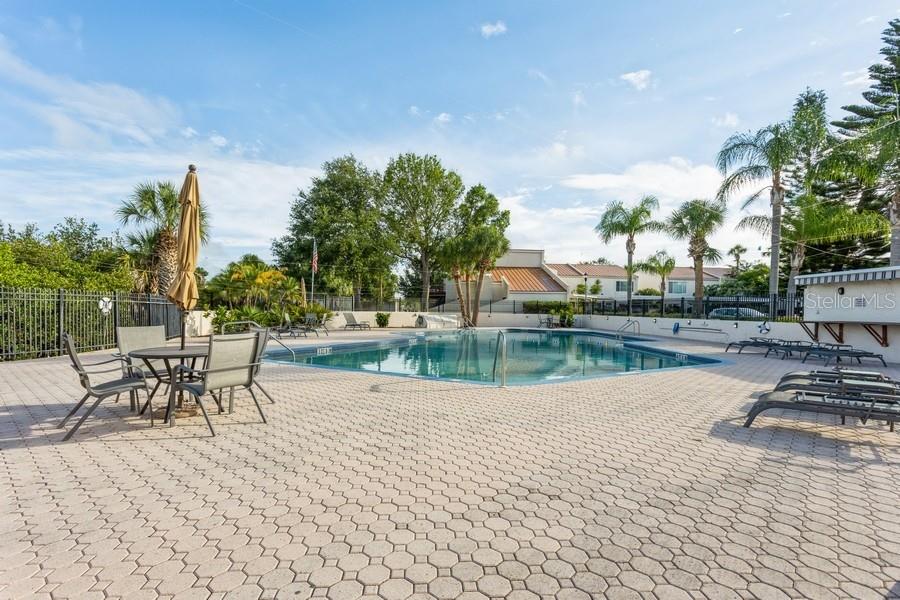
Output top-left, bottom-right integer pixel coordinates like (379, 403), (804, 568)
(616, 319), (640, 340)
(492, 329), (508, 388)
(221, 320), (296, 361)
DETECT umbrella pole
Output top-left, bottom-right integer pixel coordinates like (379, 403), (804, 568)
(180, 311), (187, 349)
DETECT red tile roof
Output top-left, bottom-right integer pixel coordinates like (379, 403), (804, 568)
(548, 263), (628, 277)
(669, 267), (719, 281)
(491, 267), (565, 293)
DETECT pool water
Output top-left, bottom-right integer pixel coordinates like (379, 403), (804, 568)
(269, 329), (716, 385)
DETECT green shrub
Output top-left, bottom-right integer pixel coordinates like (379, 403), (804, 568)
(522, 300), (570, 314)
(375, 312), (390, 328)
(550, 305), (575, 327)
(636, 287), (661, 296)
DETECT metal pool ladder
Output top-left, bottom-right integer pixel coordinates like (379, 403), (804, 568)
(492, 330), (508, 388)
(615, 319), (640, 341)
(221, 320), (296, 361)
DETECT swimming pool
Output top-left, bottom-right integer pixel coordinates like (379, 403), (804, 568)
(267, 328), (718, 385)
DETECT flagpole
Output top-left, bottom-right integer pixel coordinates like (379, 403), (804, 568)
(310, 238), (316, 303)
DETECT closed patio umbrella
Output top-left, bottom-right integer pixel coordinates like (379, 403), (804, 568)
(299, 277), (307, 306)
(167, 164), (201, 349)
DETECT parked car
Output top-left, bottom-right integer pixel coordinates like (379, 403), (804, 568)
(707, 307), (767, 320)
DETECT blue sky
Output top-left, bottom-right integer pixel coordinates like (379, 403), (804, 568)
(0, 1), (896, 273)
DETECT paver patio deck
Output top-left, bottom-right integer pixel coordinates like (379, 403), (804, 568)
(1, 330), (899, 599)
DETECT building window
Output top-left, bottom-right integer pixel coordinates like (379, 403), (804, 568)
(668, 281), (687, 294)
(615, 280), (634, 292)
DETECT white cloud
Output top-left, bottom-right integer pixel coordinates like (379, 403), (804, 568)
(408, 105), (422, 117)
(777, 12), (792, 19)
(711, 112), (740, 128)
(842, 67), (871, 87)
(733, 27), (743, 34)
(0, 148), (318, 272)
(208, 133), (228, 147)
(858, 15), (878, 25)
(561, 157), (722, 206)
(433, 112), (452, 125)
(180, 126), (198, 138)
(480, 21), (507, 38)
(0, 37), (179, 145)
(572, 90), (586, 108)
(619, 69), (653, 91)
(528, 68), (552, 85)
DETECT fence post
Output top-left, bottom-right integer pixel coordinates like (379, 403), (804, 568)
(680, 297), (685, 318)
(113, 291), (120, 343)
(57, 289), (65, 355)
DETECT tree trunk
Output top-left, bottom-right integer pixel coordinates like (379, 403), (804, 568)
(420, 253), (431, 311)
(472, 267), (487, 326)
(464, 272), (473, 325)
(453, 270), (468, 325)
(891, 188), (900, 266)
(768, 179), (784, 298)
(659, 278), (666, 317)
(693, 255), (704, 318)
(786, 245), (805, 297)
(156, 229), (178, 295)
(625, 236), (636, 317)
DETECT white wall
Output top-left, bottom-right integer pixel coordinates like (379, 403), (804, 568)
(803, 280), (900, 324)
(496, 249), (545, 267)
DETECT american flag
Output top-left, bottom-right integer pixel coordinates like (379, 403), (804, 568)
(311, 240), (318, 273)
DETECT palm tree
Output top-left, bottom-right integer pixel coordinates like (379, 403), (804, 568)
(667, 199), (727, 317)
(122, 229), (160, 293)
(636, 251), (676, 316)
(716, 123), (795, 296)
(727, 244), (747, 275)
(117, 181), (209, 295)
(738, 195), (889, 295)
(595, 195), (665, 315)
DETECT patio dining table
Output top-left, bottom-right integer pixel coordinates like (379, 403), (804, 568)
(128, 345), (208, 425)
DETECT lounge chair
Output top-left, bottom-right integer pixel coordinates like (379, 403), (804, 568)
(724, 337), (785, 354)
(274, 314), (309, 339)
(116, 325), (169, 402)
(744, 390), (900, 431)
(169, 332), (267, 436)
(801, 344), (887, 367)
(59, 333), (153, 441)
(778, 368), (894, 385)
(773, 376), (900, 398)
(343, 312), (371, 330)
(765, 340), (814, 359)
(304, 313), (329, 336)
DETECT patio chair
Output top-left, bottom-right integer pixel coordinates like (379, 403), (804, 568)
(249, 327), (276, 405)
(343, 312), (371, 330)
(168, 332), (266, 436)
(304, 313), (329, 336)
(58, 333), (153, 441)
(744, 389), (900, 431)
(116, 325), (168, 403)
(274, 314), (309, 339)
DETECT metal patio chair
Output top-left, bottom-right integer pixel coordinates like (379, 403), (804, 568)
(168, 332), (267, 436)
(59, 333), (153, 441)
(115, 325), (168, 403)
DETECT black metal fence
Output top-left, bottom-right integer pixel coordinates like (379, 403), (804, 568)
(472, 294), (804, 321)
(0, 287), (181, 361)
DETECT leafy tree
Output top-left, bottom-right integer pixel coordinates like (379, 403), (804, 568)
(832, 18), (900, 264)
(594, 195), (664, 315)
(667, 199), (726, 316)
(381, 153), (464, 309)
(705, 263), (770, 296)
(589, 279), (602, 295)
(117, 181), (209, 295)
(727, 244), (747, 275)
(738, 195), (889, 295)
(272, 156), (396, 304)
(636, 250), (676, 312)
(716, 123), (795, 295)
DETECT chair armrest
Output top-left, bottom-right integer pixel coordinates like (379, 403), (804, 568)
(83, 356), (129, 367)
